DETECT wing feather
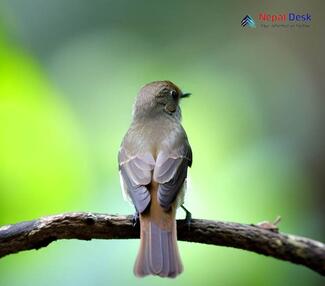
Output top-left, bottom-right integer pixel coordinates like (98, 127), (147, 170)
(154, 142), (192, 209)
(119, 148), (155, 213)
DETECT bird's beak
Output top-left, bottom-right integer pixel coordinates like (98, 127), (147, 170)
(180, 92), (191, 98)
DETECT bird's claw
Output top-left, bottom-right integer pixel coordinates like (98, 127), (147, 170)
(132, 212), (139, 227)
(181, 205), (192, 229)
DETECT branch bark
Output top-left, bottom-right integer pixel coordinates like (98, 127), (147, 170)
(0, 212), (324, 275)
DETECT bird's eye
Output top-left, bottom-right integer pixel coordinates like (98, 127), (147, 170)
(170, 90), (178, 100)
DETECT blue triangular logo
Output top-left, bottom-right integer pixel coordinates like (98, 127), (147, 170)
(241, 15), (256, 28)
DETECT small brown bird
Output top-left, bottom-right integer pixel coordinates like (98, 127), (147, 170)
(118, 80), (192, 278)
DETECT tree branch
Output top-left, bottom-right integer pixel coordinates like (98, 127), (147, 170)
(0, 212), (324, 275)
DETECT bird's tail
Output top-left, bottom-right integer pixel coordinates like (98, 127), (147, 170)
(134, 185), (183, 278)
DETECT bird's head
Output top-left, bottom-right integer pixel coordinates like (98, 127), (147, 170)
(133, 80), (190, 120)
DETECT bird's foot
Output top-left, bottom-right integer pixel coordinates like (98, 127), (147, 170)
(132, 211), (139, 227)
(181, 205), (192, 229)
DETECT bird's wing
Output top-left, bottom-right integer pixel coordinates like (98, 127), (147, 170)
(153, 142), (192, 209)
(118, 147), (155, 213)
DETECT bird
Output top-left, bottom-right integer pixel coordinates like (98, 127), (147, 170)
(118, 80), (192, 278)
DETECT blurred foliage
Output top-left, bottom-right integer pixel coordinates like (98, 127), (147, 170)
(0, 30), (93, 224)
(0, 1), (324, 286)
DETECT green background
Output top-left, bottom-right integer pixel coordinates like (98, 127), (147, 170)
(0, 1), (324, 285)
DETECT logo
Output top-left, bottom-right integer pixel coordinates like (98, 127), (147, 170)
(241, 12), (311, 29)
(259, 12), (311, 23)
(241, 15), (256, 28)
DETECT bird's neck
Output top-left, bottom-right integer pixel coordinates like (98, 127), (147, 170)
(133, 106), (182, 123)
